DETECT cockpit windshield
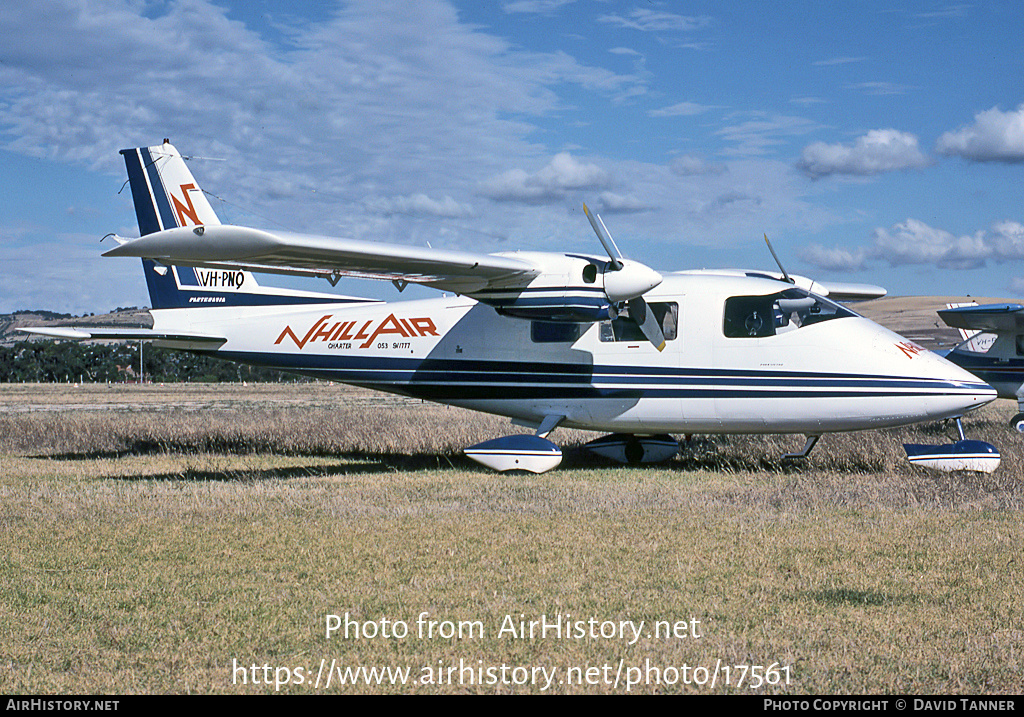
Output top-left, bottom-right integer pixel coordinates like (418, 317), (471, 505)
(723, 288), (857, 338)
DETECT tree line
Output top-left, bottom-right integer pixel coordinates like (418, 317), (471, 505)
(1, 340), (297, 383)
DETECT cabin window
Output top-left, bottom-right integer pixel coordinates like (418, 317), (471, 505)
(531, 321), (582, 343)
(1016, 335), (1024, 356)
(723, 289), (855, 338)
(599, 302), (678, 343)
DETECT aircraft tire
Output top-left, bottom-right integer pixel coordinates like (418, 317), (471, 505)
(1010, 413), (1024, 434)
(624, 436), (645, 464)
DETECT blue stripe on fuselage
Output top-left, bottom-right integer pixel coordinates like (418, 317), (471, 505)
(202, 351), (985, 401)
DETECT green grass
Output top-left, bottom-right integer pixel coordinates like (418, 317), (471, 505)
(1, 383), (1022, 693)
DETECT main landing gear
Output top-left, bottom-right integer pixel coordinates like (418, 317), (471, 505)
(1009, 412), (1024, 434)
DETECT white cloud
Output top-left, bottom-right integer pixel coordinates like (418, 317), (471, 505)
(669, 154), (726, 176)
(480, 152), (611, 203)
(790, 96), (828, 107)
(936, 105), (1024, 163)
(717, 113), (821, 157)
(649, 102), (715, 117)
(802, 219), (1024, 276)
(869, 218), (987, 270)
(598, 192), (653, 214)
(0, 1), (644, 230)
(813, 57), (866, 66)
(847, 82), (913, 96)
(987, 221), (1024, 259)
(366, 194), (474, 218)
(797, 129), (930, 179)
(0, 238), (149, 313)
(915, 4), (971, 20)
(598, 10), (711, 32)
(800, 244), (868, 272)
(502, 0), (576, 14)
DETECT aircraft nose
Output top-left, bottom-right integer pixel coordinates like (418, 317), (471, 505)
(921, 348), (997, 416)
(870, 329), (997, 421)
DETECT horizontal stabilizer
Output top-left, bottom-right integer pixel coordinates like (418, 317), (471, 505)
(19, 327), (226, 348)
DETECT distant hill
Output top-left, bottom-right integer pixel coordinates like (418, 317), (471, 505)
(854, 295), (1016, 351)
(0, 307), (153, 348)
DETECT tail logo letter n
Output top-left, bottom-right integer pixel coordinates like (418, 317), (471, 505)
(171, 183), (202, 227)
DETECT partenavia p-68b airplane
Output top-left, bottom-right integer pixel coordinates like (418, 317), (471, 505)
(25, 141), (999, 472)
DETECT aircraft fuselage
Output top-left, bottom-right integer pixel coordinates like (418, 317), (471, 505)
(155, 272), (995, 436)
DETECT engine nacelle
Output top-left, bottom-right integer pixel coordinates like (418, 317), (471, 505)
(471, 253), (661, 324)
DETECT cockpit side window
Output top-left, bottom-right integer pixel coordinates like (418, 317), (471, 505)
(723, 289), (854, 338)
(723, 295), (776, 338)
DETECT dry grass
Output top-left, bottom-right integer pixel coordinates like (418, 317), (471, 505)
(1, 383), (1022, 694)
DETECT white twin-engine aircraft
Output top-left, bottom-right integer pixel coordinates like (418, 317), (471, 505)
(27, 141), (1000, 472)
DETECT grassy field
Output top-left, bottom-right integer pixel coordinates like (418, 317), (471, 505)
(1, 382), (1022, 694)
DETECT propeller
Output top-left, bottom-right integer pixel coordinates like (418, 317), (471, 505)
(626, 297), (667, 352)
(584, 203), (623, 270)
(764, 233), (795, 284)
(582, 204), (666, 351)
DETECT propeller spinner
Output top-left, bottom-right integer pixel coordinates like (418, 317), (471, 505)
(582, 204), (666, 351)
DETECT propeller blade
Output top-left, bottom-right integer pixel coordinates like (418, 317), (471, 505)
(764, 233), (794, 284)
(628, 297), (666, 352)
(583, 203), (623, 270)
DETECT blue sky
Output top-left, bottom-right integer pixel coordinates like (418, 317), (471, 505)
(2, 0), (1023, 313)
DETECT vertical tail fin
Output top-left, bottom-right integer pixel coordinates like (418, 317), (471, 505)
(122, 140), (220, 310)
(120, 140), (221, 236)
(121, 141), (374, 311)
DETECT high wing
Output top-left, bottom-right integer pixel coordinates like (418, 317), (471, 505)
(680, 269), (886, 303)
(937, 303), (1024, 333)
(102, 141), (665, 341)
(103, 225), (538, 294)
(814, 281), (887, 303)
(99, 141), (881, 352)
